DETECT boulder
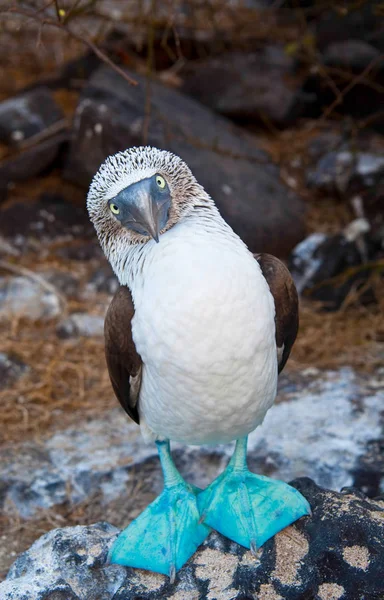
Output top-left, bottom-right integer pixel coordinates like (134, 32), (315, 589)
(288, 220), (383, 309)
(0, 87), (64, 148)
(315, 6), (384, 53)
(303, 14), (384, 127)
(86, 264), (119, 296)
(0, 88), (68, 195)
(323, 40), (381, 71)
(0, 133), (67, 196)
(307, 132), (384, 232)
(0, 193), (94, 255)
(56, 313), (105, 339)
(306, 134), (384, 277)
(180, 47), (314, 126)
(64, 66), (305, 256)
(0, 276), (60, 322)
(1, 368), (382, 519)
(307, 144), (384, 199)
(2, 479), (384, 600)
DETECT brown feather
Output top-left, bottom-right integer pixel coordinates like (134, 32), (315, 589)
(255, 253), (299, 373)
(104, 286), (142, 423)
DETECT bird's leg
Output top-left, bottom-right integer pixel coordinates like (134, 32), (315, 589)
(197, 436), (310, 552)
(108, 440), (210, 580)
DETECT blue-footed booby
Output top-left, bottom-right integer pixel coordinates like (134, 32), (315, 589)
(87, 146), (310, 580)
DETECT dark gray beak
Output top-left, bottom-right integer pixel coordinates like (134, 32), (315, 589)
(110, 177), (171, 242)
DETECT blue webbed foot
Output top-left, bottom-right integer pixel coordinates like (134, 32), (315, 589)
(109, 441), (210, 580)
(197, 438), (311, 551)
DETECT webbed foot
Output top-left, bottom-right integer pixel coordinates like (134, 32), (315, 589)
(109, 441), (210, 579)
(197, 438), (310, 551)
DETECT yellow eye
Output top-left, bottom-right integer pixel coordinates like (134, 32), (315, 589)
(156, 175), (166, 189)
(110, 203), (120, 215)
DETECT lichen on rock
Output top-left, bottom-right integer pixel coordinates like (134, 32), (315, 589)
(1, 479), (383, 600)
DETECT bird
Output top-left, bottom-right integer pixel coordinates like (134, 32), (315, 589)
(87, 146), (310, 581)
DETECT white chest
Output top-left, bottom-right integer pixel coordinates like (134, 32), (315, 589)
(130, 222), (278, 445)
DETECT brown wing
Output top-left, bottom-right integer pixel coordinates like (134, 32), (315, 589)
(104, 286), (142, 424)
(255, 253), (299, 373)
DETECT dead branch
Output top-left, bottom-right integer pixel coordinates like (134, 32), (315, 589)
(0, 5), (138, 87)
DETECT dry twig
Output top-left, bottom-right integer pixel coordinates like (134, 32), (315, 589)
(0, 5), (138, 87)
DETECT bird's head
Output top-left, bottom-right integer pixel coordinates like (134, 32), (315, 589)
(87, 146), (211, 258)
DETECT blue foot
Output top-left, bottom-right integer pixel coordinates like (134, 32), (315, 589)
(109, 441), (210, 580)
(197, 438), (311, 551)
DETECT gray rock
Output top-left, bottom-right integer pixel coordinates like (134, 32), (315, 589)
(1, 368), (383, 519)
(0, 276), (61, 321)
(306, 138), (384, 240)
(2, 480), (384, 600)
(56, 313), (105, 339)
(307, 147), (384, 196)
(87, 264), (119, 295)
(180, 47), (314, 126)
(54, 241), (102, 262)
(323, 39), (381, 71)
(0, 352), (28, 390)
(0, 134), (67, 195)
(2, 522), (126, 600)
(64, 66), (305, 257)
(0, 193), (94, 254)
(288, 220), (378, 309)
(316, 6), (384, 54)
(0, 87), (64, 148)
(43, 271), (80, 299)
(0, 88), (68, 196)
(288, 232), (328, 295)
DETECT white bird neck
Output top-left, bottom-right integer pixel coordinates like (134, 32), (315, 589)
(108, 203), (248, 292)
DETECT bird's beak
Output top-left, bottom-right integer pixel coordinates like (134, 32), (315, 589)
(111, 178), (170, 243)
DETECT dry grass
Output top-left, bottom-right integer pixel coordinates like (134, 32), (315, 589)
(293, 297), (384, 372)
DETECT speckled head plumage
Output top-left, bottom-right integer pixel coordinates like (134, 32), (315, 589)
(87, 146), (212, 257)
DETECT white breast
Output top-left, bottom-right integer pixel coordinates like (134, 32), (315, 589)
(130, 215), (278, 445)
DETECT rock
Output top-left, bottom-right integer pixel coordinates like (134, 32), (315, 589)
(291, 218), (384, 309)
(180, 47), (314, 126)
(0, 193), (95, 254)
(64, 66), (305, 256)
(288, 220), (381, 309)
(54, 240), (102, 262)
(87, 264), (119, 295)
(307, 145), (384, 197)
(1, 368), (383, 519)
(0, 88), (68, 195)
(0, 87), (64, 148)
(56, 313), (104, 339)
(315, 6), (384, 54)
(0, 133), (67, 194)
(303, 21), (384, 127)
(0, 352), (28, 390)
(2, 480), (384, 600)
(307, 135), (384, 238)
(43, 271), (80, 299)
(0, 276), (61, 321)
(1, 522), (126, 600)
(302, 4), (384, 127)
(323, 39), (381, 71)
(288, 232), (328, 294)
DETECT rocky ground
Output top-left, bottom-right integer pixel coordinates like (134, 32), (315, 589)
(0, 0), (383, 596)
(2, 481), (384, 600)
